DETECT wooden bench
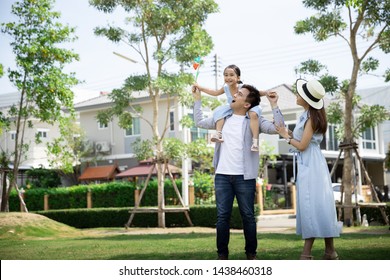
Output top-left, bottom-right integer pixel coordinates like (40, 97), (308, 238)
(358, 202), (387, 208)
(336, 202), (388, 225)
(336, 202), (387, 208)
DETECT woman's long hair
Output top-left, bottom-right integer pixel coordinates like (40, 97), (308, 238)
(309, 106), (327, 135)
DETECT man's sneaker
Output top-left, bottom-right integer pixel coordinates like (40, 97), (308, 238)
(211, 131), (224, 143)
(217, 254), (228, 260)
(246, 253), (257, 260)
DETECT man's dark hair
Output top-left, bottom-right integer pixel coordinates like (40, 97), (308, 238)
(242, 84), (260, 109)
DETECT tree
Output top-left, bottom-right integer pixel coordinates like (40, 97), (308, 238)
(294, 0), (390, 224)
(0, 64), (5, 136)
(89, 0), (218, 227)
(46, 117), (96, 186)
(187, 138), (214, 172)
(25, 166), (61, 189)
(0, 0), (79, 212)
(259, 139), (278, 180)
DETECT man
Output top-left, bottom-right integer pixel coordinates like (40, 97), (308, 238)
(192, 84), (284, 260)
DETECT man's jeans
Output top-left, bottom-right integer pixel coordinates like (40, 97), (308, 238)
(215, 174), (257, 257)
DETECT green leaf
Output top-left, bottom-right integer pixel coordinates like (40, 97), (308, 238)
(0, 0), (83, 202)
(361, 57), (379, 73)
(89, 0), (219, 164)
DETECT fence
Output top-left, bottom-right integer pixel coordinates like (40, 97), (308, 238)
(20, 186), (197, 211)
(16, 183), (296, 213)
(257, 182), (296, 215)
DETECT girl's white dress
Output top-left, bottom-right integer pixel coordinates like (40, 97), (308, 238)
(294, 110), (341, 239)
(213, 84), (262, 123)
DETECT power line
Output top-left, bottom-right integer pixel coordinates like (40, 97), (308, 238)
(77, 39), (384, 91)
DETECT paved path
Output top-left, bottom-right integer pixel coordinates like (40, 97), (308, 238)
(84, 214), (389, 236)
(84, 214), (297, 236)
(257, 214), (296, 233)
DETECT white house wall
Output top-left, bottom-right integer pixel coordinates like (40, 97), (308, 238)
(77, 96), (184, 160)
(0, 120), (60, 168)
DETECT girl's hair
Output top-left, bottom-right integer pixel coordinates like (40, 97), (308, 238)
(224, 64), (243, 84)
(309, 107), (327, 134)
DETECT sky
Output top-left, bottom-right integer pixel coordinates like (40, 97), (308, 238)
(0, 0), (389, 100)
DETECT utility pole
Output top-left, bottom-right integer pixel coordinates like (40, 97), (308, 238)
(212, 53), (220, 90)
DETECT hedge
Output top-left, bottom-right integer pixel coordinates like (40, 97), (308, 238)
(9, 179), (185, 211)
(32, 203), (390, 229)
(34, 205), (249, 229)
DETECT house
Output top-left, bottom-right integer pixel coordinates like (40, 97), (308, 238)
(73, 91), (210, 170)
(78, 163), (121, 183)
(357, 85), (390, 187)
(116, 159), (181, 183)
(0, 92), (63, 187)
(0, 90), (100, 187)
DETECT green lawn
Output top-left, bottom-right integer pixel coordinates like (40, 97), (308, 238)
(1, 229), (390, 260)
(1, 213), (389, 260)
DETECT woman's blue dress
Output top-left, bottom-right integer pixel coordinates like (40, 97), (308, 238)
(294, 110), (341, 239)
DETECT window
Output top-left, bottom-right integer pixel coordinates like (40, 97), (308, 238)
(188, 113), (208, 141)
(279, 123), (296, 139)
(287, 124), (296, 135)
(37, 129), (49, 139)
(98, 121), (108, 129)
(10, 131), (16, 140)
(327, 125), (339, 151)
(125, 117), (141, 136)
(38, 131), (47, 138)
(170, 111), (175, 131)
(362, 127), (376, 150)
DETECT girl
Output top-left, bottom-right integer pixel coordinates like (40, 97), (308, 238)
(194, 64), (265, 152)
(276, 79), (340, 260)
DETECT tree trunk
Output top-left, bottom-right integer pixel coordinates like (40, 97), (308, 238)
(0, 171), (9, 212)
(157, 160), (166, 228)
(342, 48), (360, 224)
(3, 86), (29, 212)
(341, 149), (353, 225)
(151, 89), (167, 228)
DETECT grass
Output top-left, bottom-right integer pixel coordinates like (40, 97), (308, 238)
(1, 213), (390, 260)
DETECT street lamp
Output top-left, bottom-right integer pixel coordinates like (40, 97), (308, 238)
(113, 51), (139, 64)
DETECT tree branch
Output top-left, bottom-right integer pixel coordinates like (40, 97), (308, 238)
(359, 25), (387, 61)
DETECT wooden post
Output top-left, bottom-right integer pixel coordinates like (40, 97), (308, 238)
(289, 183), (296, 215)
(189, 185), (195, 205)
(20, 193), (24, 212)
(87, 190), (92, 209)
(134, 189), (140, 207)
(44, 194), (49, 211)
(256, 182), (264, 215)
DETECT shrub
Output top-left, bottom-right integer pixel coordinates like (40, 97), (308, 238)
(25, 167), (61, 188)
(35, 205), (248, 229)
(192, 171), (214, 204)
(9, 179), (188, 211)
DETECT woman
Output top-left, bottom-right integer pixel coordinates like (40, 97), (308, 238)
(276, 79), (340, 260)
